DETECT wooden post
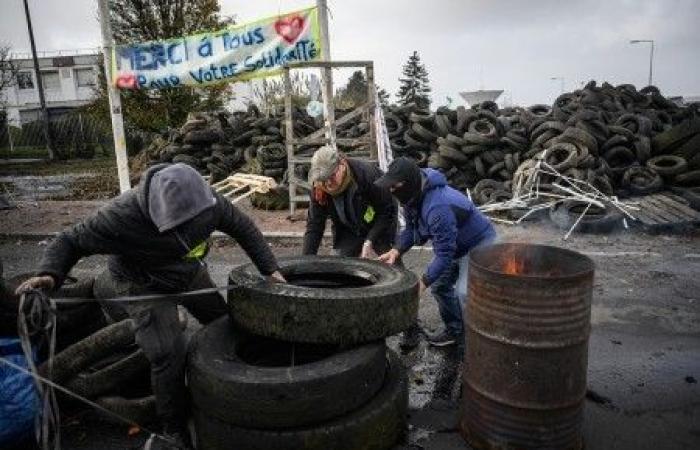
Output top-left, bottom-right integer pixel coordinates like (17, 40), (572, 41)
(366, 63), (377, 159)
(284, 67), (296, 216)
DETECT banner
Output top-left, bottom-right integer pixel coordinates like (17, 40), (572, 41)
(112, 6), (321, 90)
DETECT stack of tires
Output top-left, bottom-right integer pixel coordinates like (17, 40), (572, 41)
(188, 256), (419, 450)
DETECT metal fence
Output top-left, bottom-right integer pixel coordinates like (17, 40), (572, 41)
(0, 111), (111, 159)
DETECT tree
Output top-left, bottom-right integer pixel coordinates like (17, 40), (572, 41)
(335, 70), (368, 109)
(377, 86), (390, 108)
(397, 51), (431, 109)
(0, 45), (18, 107)
(87, 1), (233, 133)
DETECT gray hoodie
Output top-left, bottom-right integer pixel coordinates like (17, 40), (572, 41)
(38, 164), (279, 292)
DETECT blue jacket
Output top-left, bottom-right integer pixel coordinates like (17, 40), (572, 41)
(397, 169), (495, 286)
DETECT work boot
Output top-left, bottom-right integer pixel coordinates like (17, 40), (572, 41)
(399, 323), (422, 352)
(427, 330), (460, 347)
(143, 422), (192, 450)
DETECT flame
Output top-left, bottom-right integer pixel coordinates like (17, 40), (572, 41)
(502, 253), (525, 275)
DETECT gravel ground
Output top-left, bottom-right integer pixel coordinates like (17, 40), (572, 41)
(1, 222), (699, 449)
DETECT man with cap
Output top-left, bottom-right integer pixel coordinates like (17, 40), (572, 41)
(303, 146), (398, 259)
(376, 157), (497, 347)
(16, 163), (285, 449)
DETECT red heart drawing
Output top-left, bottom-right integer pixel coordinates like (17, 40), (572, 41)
(115, 73), (137, 89)
(274, 15), (305, 44)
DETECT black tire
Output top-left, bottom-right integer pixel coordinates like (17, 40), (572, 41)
(193, 350), (408, 450)
(184, 129), (224, 145)
(549, 200), (623, 233)
(674, 170), (700, 187)
(66, 349), (149, 398)
(95, 395), (156, 425)
(41, 319), (135, 383)
(228, 257), (418, 344)
(646, 155), (688, 177)
(188, 317), (386, 429)
(545, 143), (579, 172)
(622, 166), (663, 195)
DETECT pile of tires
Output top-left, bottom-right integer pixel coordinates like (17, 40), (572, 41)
(140, 80), (699, 212)
(382, 82), (698, 205)
(188, 256), (419, 450)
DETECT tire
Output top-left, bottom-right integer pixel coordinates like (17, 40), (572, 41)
(622, 166), (663, 195)
(646, 155), (688, 177)
(228, 257), (418, 344)
(438, 145), (469, 164)
(549, 200), (623, 233)
(193, 350), (408, 450)
(188, 317), (386, 429)
(184, 129), (224, 145)
(674, 170), (700, 187)
(65, 349), (149, 399)
(545, 143), (579, 172)
(95, 395), (156, 425)
(41, 319), (135, 383)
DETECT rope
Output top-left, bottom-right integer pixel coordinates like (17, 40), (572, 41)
(5, 289), (200, 450)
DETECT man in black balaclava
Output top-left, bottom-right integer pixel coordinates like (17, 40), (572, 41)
(376, 157), (496, 348)
(17, 163), (285, 449)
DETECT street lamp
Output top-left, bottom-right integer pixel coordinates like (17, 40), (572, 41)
(550, 76), (564, 94)
(629, 39), (654, 86)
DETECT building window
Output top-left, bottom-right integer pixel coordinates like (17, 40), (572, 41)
(41, 71), (60, 90)
(75, 68), (96, 87)
(17, 71), (34, 89)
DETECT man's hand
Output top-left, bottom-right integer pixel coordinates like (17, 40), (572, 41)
(377, 249), (400, 265)
(15, 275), (55, 295)
(360, 241), (374, 259)
(269, 270), (287, 283)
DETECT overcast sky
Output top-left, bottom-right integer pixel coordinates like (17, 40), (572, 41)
(1, 0), (698, 106)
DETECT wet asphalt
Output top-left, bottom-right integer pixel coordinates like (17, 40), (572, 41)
(1, 222), (699, 449)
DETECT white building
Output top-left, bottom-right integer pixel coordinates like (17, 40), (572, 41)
(1, 49), (100, 126)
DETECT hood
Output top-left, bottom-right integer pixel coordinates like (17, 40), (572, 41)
(137, 163), (216, 233)
(422, 168), (448, 191)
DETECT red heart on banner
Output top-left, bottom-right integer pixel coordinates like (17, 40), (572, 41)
(115, 73), (137, 89)
(274, 15), (305, 44)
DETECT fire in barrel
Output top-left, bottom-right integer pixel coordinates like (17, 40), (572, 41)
(461, 243), (594, 450)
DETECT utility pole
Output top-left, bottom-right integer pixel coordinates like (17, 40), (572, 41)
(22, 0), (54, 160)
(316, 0), (336, 148)
(97, 0), (130, 192)
(630, 39), (654, 86)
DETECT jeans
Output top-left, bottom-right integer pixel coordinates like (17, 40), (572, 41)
(93, 266), (227, 425)
(430, 229), (497, 337)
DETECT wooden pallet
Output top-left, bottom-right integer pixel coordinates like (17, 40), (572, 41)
(211, 173), (277, 203)
(623, 192), (700, 228)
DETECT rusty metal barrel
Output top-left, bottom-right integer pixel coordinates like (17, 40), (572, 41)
(460, 243), (594, 450)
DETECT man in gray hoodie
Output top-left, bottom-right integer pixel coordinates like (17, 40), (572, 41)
(17, 163), (284, 449)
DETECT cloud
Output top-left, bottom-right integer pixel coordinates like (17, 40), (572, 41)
(1, 0), (698, 106)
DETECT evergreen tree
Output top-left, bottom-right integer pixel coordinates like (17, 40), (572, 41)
(335, 70), (368, 108)
(377, 87), (390, 108)
(87, 1), (232, 134)
(397, 51), (431, 109)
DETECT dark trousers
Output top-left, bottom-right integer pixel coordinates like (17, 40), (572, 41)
(334, 228), (394, 257)
(93, 267), (226, 425)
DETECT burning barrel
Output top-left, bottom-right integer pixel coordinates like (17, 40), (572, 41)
(460, 243), (594, 450)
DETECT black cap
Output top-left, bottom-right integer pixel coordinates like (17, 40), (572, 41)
(375, 157), (420, 188)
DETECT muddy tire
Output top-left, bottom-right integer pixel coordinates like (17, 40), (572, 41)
(549, 200), (623, 234)
(228, 257), (418, 344)
(188, 317), (386, 429)
(95, 395), (156, 425)
(193, 350), (407, 450)
(646, 155), (688, 177)
(65, 349), (149, 398)
(41, 319), (135, 383)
